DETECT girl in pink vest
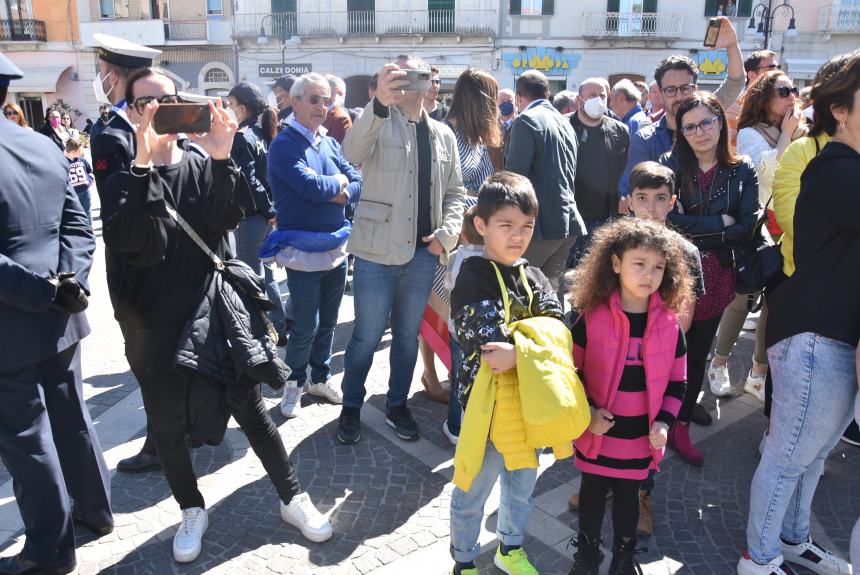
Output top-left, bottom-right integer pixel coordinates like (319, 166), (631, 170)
(567, 218), (694, 575)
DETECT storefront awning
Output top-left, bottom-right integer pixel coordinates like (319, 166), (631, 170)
(7, 66), (71, 93)
(785, 59), (825, 81)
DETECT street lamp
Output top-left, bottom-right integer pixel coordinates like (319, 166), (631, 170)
(747, 0), (797, 49)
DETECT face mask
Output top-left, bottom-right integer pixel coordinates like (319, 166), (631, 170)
(499, 101), (514, 117)
(267, 91), (279, 109)
(224, 106), (238, 125)
(93, 71), (114, 105)
(802, 105), (814, 122)
(583, 96), (607, 120)
(49, 116), (60, 128)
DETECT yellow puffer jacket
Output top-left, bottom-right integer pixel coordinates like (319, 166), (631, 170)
(453, 316), (591, 492)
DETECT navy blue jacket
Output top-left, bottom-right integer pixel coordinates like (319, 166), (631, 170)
(268, 123), (362, 233)
(231, 121), (276, 220)
(0, 120), (95, 370)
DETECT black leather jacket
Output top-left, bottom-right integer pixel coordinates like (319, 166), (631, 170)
(660, 153), (760, 257)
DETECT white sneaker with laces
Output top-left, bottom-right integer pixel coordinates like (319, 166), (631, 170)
(442, 420), (459, 446)
(708, 359), (732, 397)
(280, 492), (333, 543)
(306, 380), (343, 404)
(781, 538), (852, 574)
(280, 381), (302, 419)
(173, 507), (208, 563)
(737, 552), (798, 575)
(744, 371), (767, 404)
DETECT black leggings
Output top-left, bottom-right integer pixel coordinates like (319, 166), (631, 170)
(578, 472), (642, 540)
(678, 315), (722, 423)
(126, 328), (300, 510)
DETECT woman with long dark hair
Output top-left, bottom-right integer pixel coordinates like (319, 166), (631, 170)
(707, 70), (806, 403)
(660, 91), (759, 466)
(226, 82), (289, 343)
(738, 51), (860, 575)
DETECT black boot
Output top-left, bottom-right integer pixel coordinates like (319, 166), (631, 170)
(608, 536), (644, 575)
(568, 532), (603, 575)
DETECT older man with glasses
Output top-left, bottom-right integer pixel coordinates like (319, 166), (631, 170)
(619, 16), (745, 211)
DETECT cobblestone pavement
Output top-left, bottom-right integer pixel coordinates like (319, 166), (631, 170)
(0, 225), (856, 574)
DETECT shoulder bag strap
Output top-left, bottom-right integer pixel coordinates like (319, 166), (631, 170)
(164, 204), (225, 271)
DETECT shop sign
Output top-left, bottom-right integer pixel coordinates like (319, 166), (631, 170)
(694, 50), (728, 80)
(259, 63), (313, 77)
(501, 47), (581, 76)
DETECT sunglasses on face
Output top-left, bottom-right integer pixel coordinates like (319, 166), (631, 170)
(776, 86), (799, 98)
(681, 115), (721, 137)
(4, 109), (18, 117)
(661, 83), (695, 98)
(304, 94), (332, 106)
(131, 94), (181, 115)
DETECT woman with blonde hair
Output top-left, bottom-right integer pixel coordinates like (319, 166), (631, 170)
(3, 102), (29, 128)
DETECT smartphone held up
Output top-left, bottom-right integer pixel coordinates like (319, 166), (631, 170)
(153, 103), (212, 135)
(704, 18), (722, 47)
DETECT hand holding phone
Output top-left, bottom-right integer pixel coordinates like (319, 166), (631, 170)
(402, 69), (431, 92)
(153, 103), (212, 135)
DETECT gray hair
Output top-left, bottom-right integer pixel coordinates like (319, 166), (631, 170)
(612, 79), (641, 103)
(499, 88), (516, 99)
(552, 90), (577, 113)
(326, 74), (346, 97)
(290, 72), (330, 100)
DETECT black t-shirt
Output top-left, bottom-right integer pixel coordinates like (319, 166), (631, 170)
(429, 103), (449, 122)
(574, 123), (611, 220)
(678, 235), (706, 297)
(415, 118), (433, 245)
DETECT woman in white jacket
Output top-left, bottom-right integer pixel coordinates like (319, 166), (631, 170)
(707, 69), (806, 403)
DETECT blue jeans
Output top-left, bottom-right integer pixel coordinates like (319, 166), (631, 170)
(446, 336), (463, 436)
(76, 188), (91, 226)
(341, 248), (438, 409)
(232, 216), (288, 335)
(284, 260), (348, 386)
(449, 442), (537, 563)
(746, 332), (858, 564)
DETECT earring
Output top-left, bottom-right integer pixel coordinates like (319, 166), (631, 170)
(841, 120), (846, 132)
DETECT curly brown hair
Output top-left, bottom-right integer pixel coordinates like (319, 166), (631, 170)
(738, 69), (790, 130)
(569, 218), (694, 314)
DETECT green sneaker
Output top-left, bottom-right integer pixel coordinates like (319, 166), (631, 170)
(450, 566), (480, 575)
(494, 545), (539, 575)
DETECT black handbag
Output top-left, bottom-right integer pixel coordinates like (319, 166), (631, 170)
(733, 195), (784, 297)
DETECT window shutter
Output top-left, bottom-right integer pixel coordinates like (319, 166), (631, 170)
(704, 0), (717, 16)
(607, 0), (620, 11)
(737, 0), (753, 18)
(543, 0), (554, 15)
(510, 0), (522, 14)
(643, 0), (657, 12)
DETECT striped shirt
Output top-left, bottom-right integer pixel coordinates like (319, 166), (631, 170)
(451, 125), (494, 193)
(572, 311), (687, 479)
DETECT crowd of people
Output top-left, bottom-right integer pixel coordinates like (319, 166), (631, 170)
(0, 14), (858, 575)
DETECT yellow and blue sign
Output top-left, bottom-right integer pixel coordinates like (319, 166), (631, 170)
(502, 47), (581, 76)
(694, 49), (729, 80)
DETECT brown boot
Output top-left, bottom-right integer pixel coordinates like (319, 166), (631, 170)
(636, 491), (653, 536)
(569, 490), (580, 511)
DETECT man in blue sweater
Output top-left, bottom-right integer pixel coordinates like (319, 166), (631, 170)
(265, 72), (363, 419)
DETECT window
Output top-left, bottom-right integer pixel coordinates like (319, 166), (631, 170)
(100, 0), (115, 18)
(1, 0), (32, 20)
(100, 0), (128, 18)
(204, 67), (229, 84)
(207, 0), (223, 15)
(704, 0), (752, 18)
(510, 0), (554, 16)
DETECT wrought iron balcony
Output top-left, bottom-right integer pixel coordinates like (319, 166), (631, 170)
(234, 9), (496, 39)
(582, 12), (682, 39)
(0, 19), (47, 42)
(819, 5), (860, 33)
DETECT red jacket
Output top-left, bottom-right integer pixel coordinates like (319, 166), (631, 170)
(322, 105), (352, 144)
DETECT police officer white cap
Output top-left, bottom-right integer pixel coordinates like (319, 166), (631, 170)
(93, 33), (161, 69)
(0, 52), (23, 87)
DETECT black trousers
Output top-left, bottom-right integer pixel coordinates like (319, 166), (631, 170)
(0, 344), (112, 565)
(678, 315), (722, 423)
(578, 472), (642, 540)
(125, 328), (300, 510)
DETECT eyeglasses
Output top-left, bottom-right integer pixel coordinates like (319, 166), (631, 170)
(131, 94), (181, 114)
(661, 83), (696, 98)
(431, 79), (441, 85)
(681, 115), (721, 137)
(757, 63), (781, 72)
(303, 94), (332, 106)
(776, 86), (799, 98)
(4, 109), (18, 117)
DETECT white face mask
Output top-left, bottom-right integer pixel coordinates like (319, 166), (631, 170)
(802, 105), (814, 122)
(93, 71), (114, 105)
(583, 96), (607, 120)
(267, 91), (279, 110)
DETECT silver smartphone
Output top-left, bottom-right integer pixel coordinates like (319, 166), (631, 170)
(402, 69), (432, 92)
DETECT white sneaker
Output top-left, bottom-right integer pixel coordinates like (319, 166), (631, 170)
(306, 380), (343, 404)
(781, 538), (852, 574)
(442, 420), (459, 446)
(280, 381), (302, 419)
(744, 371), (767, 404)
(280, 492), (332, 543)
(173, 507), (208, 563)
(708, 359), (732, 397)
(737, 552), (799, 575)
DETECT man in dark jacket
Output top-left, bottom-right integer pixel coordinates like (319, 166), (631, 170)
(567, 78), (630, 268)
(0, 55), (112, 575)
(505, 69), (585, 294)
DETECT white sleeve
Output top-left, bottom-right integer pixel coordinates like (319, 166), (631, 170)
(737, 127), (778, 205)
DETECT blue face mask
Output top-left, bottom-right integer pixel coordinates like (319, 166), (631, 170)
(499, 101), (515, 117)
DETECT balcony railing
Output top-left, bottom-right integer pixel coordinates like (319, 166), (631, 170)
(165, 20), (208, 41)
(0, 19), (47, 42)
(582, 12), (682, 39)
(234, 9), (496, 39)
(819, 5), (860, 33)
